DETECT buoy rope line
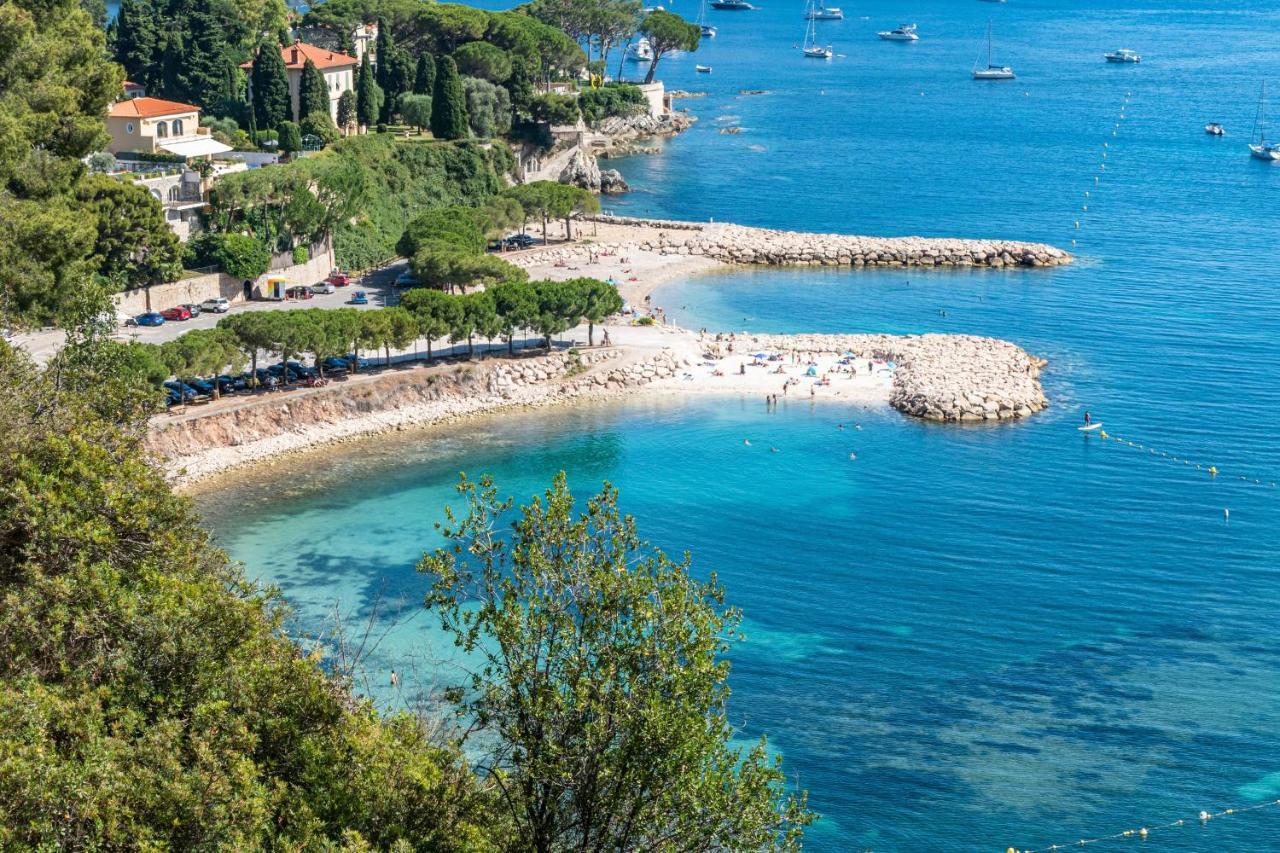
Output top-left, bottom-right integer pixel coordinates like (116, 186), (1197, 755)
(1093, 429), (1278, 489)
(1072, 90), (1132, 251)
(1007, 797), (1280, 852)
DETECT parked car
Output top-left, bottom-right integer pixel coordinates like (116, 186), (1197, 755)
(162, 380), (198, 402)
(503, 233), (537, 249)
(181, 303), (202, 317)
(160, 306), (192, 321)
(182, 377), (216, 396)
(285, 285), (313, 300)
(310, 280), (336, 295)
(349, 289), (369, 305)
(393, 270), (419, 288)
(134, 312), (165, 327)
(321, 357), (351, 374)
(326, 271), (352, 286)
(215, 374), (247, 394)
(201, 297), (231, 313)
(342, 354), (372, 370)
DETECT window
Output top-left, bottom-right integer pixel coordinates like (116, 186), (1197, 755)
(171, 118), (183, 136)
(155, 121), (168, 137)
(126, 122), (135, 134)
(168, 186), (181, 201)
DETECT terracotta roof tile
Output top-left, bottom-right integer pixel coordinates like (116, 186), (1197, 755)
(239, 40), (359, 71)
(108, 96), (200, 118)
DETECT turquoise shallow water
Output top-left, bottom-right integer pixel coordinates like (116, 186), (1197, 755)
(199, 1), (1280, 849)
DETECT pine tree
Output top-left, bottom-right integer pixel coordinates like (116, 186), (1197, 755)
(114, 0), (162, 91)
(337, 27), (356, 58)
(430, 55), (469, 140)
(251, 41), (291, 130)
(355, 52), (382, 129)
(413, 52), (436, 96)
(299, 59), (330, 121)
(507, 56), (534, 121)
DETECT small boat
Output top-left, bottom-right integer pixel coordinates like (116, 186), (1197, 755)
(878, 23), (919, 41)
(1104, 48), (1141, 63)
(805, 3), (844, 20)
(1250, 82), (1280, 161)
(625, 37), (653, 62)
(972, 21), (1014, 79)
(701, 25), (718, 37)
(710, 0), (753, 9)
(1205, 123), (1225, 136)
(696, 64), (712, 73)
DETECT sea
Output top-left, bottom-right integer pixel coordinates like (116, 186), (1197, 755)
(195, 1), (1280, 850)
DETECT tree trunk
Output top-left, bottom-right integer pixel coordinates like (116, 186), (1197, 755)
(588, 321), (595, 346)
(467, 333), (474, 359)
(508, 333), (514, 355)
(645, 54), (660, 85)
(541, 211), (548, 245)
(251, 351), (259, 389)
(564, 216), (572, 241)
(427, 338), (433, 360)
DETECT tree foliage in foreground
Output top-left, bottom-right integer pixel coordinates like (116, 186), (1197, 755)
(421, 473), (814, 851)
(0, 333), (499, 849)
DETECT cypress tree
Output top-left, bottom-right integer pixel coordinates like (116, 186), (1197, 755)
(337, 89), (357, 132)
(355, 52), (382, 129)
(373, 21), (412, 123)
(299, 58), (329, 120)
(115, 0), (162, 91)
(172, 0), (229, 110)
(251, 41), (291, 131)
(413, 51), (436, 96)
(430, 56), (469, 140)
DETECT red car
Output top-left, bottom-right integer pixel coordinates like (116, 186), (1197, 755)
(326, 271), (352, 287)
(285, 286), (313, 300)
(160, 305), (192, 321)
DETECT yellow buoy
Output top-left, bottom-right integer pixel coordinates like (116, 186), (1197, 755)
(1209, 466), (1219, 477)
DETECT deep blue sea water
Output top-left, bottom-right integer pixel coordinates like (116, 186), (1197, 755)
(198, 2), (1280, 850)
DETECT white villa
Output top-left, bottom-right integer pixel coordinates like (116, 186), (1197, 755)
(105, 96), (233, 159)
(243, 40), (359, 124)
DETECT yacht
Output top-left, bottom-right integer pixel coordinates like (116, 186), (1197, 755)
(972, 21), (1014, 79)
(805, 3), (844, 20)
(625, 37), (653, 62)
(1250, 82), (1280, 161)
(1205, 123), (1225, 136)
(878, 24), (919, 41)
(696, 0), (717, 37)
(801, 0), (833, 58)
(711, 0), (754, 9)
(1104, 48), (1141, 63)
(696, 64), (713, 73)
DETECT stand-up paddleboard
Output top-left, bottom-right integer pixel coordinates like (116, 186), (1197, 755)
(1078, 422), (1103, 432)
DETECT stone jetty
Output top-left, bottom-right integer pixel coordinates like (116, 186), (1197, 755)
(582, 214), (1071, 269)
(745, 332), (1048, 422)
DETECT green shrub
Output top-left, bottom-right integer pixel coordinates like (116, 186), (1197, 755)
(578, 84), (648, 125)
(187, 232), (271, 279)
(291, 245), (309, 265)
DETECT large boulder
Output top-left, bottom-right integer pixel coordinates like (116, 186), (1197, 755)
(599, 168), (630, 194)
(559, 148), (601, 192)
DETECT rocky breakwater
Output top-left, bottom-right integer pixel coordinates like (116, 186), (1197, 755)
(149, 347), (686, 485)
(748, 332), (1049, 422)
(588, 215), (1071, 269)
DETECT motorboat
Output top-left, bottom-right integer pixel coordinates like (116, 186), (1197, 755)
(701, 25), (718, 37)
(1205, 123), (1225, 136)
(878, 24), (919, 41)
(696, 64), (713, 73)
(711, 0), (754, 9)
(1250, 82), (1280, 161)
(972, 21), (1014, 79)
(1104, 49), (1141, 63)
(625, 38), (653, 62)
(805, 3), (843, 20)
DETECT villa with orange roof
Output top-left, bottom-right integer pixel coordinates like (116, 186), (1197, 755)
(242, 40), (358, 125)
(106, 97), (233, 158)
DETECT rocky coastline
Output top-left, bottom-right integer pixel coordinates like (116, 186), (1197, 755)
(152, 326), (1048, 488)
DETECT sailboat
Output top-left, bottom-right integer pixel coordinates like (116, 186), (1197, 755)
(972, 21), (1014, 79)
(1250, 82), (1280, 161)
(802, 0), (833, 58)
(697, 0), (717, 37)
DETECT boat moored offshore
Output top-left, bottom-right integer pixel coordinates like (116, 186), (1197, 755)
(710, 0), (754, 10)
(805, 3), (843, 20)
(1205, 123), (1225, 136)
(877, 24), (919, 41)
(1104, 49), (1142, 63)
(972, 21), (1014, 79)
(1250, 82), (1280, 161)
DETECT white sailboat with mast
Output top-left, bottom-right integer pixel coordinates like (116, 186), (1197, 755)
(801, 0), (833, 59)
(697, 0), (716, 38)
(972, 20), (1014, 79)
(1250, 81), (1280, 161)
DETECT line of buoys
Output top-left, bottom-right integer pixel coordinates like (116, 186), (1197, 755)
(1072, 94), (1133, 246)
(1093, 429), (1278, 489)
(1006, 797), (1280, 853)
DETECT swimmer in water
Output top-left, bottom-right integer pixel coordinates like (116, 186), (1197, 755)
(770, 447), (779, 453)
(849, 452), (857, 460)
(855, 424), (863, 431)
(838, 423), (845, 430)
(744, 439), (751, 446)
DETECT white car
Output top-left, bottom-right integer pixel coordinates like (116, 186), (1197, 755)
(310, 281), (336, 294)
(200, 297), (231, 313)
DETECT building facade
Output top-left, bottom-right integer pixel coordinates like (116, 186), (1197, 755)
(243, 41), (359, 124)
(105, 97), (232, 159)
